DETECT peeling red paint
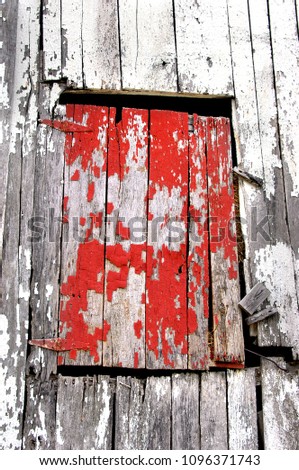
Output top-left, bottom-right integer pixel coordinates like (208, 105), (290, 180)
(87, 181), (95, 202)
(134, 320), (143, 339)
(134, 351), (139, 368)
(41, 118), (92, 133)
(71, 169), (80, 181)
(116, 220), (130, 240)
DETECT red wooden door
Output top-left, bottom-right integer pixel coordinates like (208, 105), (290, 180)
(39, 105), (244, 370)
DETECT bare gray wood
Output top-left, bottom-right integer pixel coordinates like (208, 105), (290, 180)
(172, 373), (200, 450)
(118, 0), (177, 91)
(23, 376), (57, 450)
(200, 372), (228, 449)
(261, 357), (299, 449)
(238, 282), (270, 315)
(227, 369), (258, 450)
(55, 375), (115, 450)
(245, 306), (278, 325)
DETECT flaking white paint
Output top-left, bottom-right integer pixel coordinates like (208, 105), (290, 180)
(95, 380), (111, 449)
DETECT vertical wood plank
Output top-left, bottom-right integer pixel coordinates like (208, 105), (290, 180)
(174, 0), (233, 95)
(118, 0), (177, 91)
(82, 0), (121, 89)
(188, 116), (210, 370)
(42, 0), (62, 80)
(146, 110), (189, 369)
(61, 0), (83, 87)
(23, 376), (57, 450)
(103, 108), (148, 368)
(200, 371), (228, 449)
(172, 373), (200, 450)
(261, 358), (299, 449)
(227, 369), (258, 450)
(56, 375), (115, 450)
(59, 105), (109, 366)
(207, 117), (243, 364)
(1, 0), (40, 449)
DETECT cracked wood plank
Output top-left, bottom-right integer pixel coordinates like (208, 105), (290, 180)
(227, 369), (258, 450)
(42, 0), (62, 80)
(82, 0), (121, 89)
(118, 0), (177, 91)
(61, 0), (83, 87)
(55, 375), (114, 450)
(200, 371), (228, 449)
(103, 108), (148, 368)
(0, 0), (40, 449)
(58, 105), (109, 366)
(172, 373), (200, 450)
(188, 116), (210, 370)
(146, 110), (189, 369)
(207, 117), (243, 364)
(174, 0), (233, 95)
(261, 357), (299, 449)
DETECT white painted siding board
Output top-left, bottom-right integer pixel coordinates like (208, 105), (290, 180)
(61, 0), (83, 87)
(119, 0), (177, 91)
(174, 0), (233, 95)
(82, 0), (121, 89)
(227, 369), (258, 450)
(261, 358), (299, 449)
(43, 0), (62, 79)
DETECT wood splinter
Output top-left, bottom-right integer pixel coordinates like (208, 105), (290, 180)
(245, 306), (278, 325)
(233, 167), (263, 187)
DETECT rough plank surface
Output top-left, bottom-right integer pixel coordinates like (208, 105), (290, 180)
(238, 282), (270, 315)
(56, 375), (115, 450)
(61, 0), (83, 87)
(245, 307), (278, 326)
(119, 0), (177, 91)
(174, 0), (233, 95)
(103, 108), (148, 368)
(200, 372), (228, 449)
(172, 373), (200, 450)
(261, 358), (299, 450)
(227, 369), (258, 450)
(82, 0), (121, 89)
(42, 0), (62, 80)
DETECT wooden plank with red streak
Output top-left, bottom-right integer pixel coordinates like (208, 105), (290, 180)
(188, 116), (210, 370)
(206, 117), (244, 364)
(103, 108), (148, 368)
(58, 104), (110, 366)
(146, 110), (189, 369)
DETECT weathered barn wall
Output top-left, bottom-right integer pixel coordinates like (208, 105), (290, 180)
(1, 0), (299, 449)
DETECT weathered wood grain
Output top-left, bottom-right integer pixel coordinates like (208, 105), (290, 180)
(118, 0), (177, 91)
(261, 357), (299, 449)
(188, 116), (210, 370)
(146, 110), (189, 369)
(174, 0), (233, 95)
(23, 376), (57, 450)
(200, 371), (228, 449)
(61, 0), (83, 87)
(56, 375), (115, 450)
(245, 307), (278, 326)
(103, 108), (148, 368)
(42, 0), (62, 80)
(1, 0), (40, 449)
(238, 282), (270, 315)
(227, 369), (258, 450)
(82, 0), (121, 89)
(266, 0), (299, 358)
(207, 117), (243, 364)
(59, 105), (109, 366)
(172, 373), (200, 450)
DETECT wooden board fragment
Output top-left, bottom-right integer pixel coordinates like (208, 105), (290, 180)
(118, 0), (177, 91)
(245, 307), (278, 326)
(238, 282), (270, 315)
(200, 371), (228, 449)
(227, 369), (258, 450)
(207, 117), (243, 363)
(59, 105), (109, 366)
(81, 0), (121, 89)
(261, 357), (299, 449)
(42, 0), (61, 80)
(188, 116), (210, 370)
(103, 108), (148, 368)
(61, 0), (83, 87)
(146, 110), (189, 369)
(172, 373), (200, 450)
(174, 0), (233, 95)
(56, 375), (114, 450)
